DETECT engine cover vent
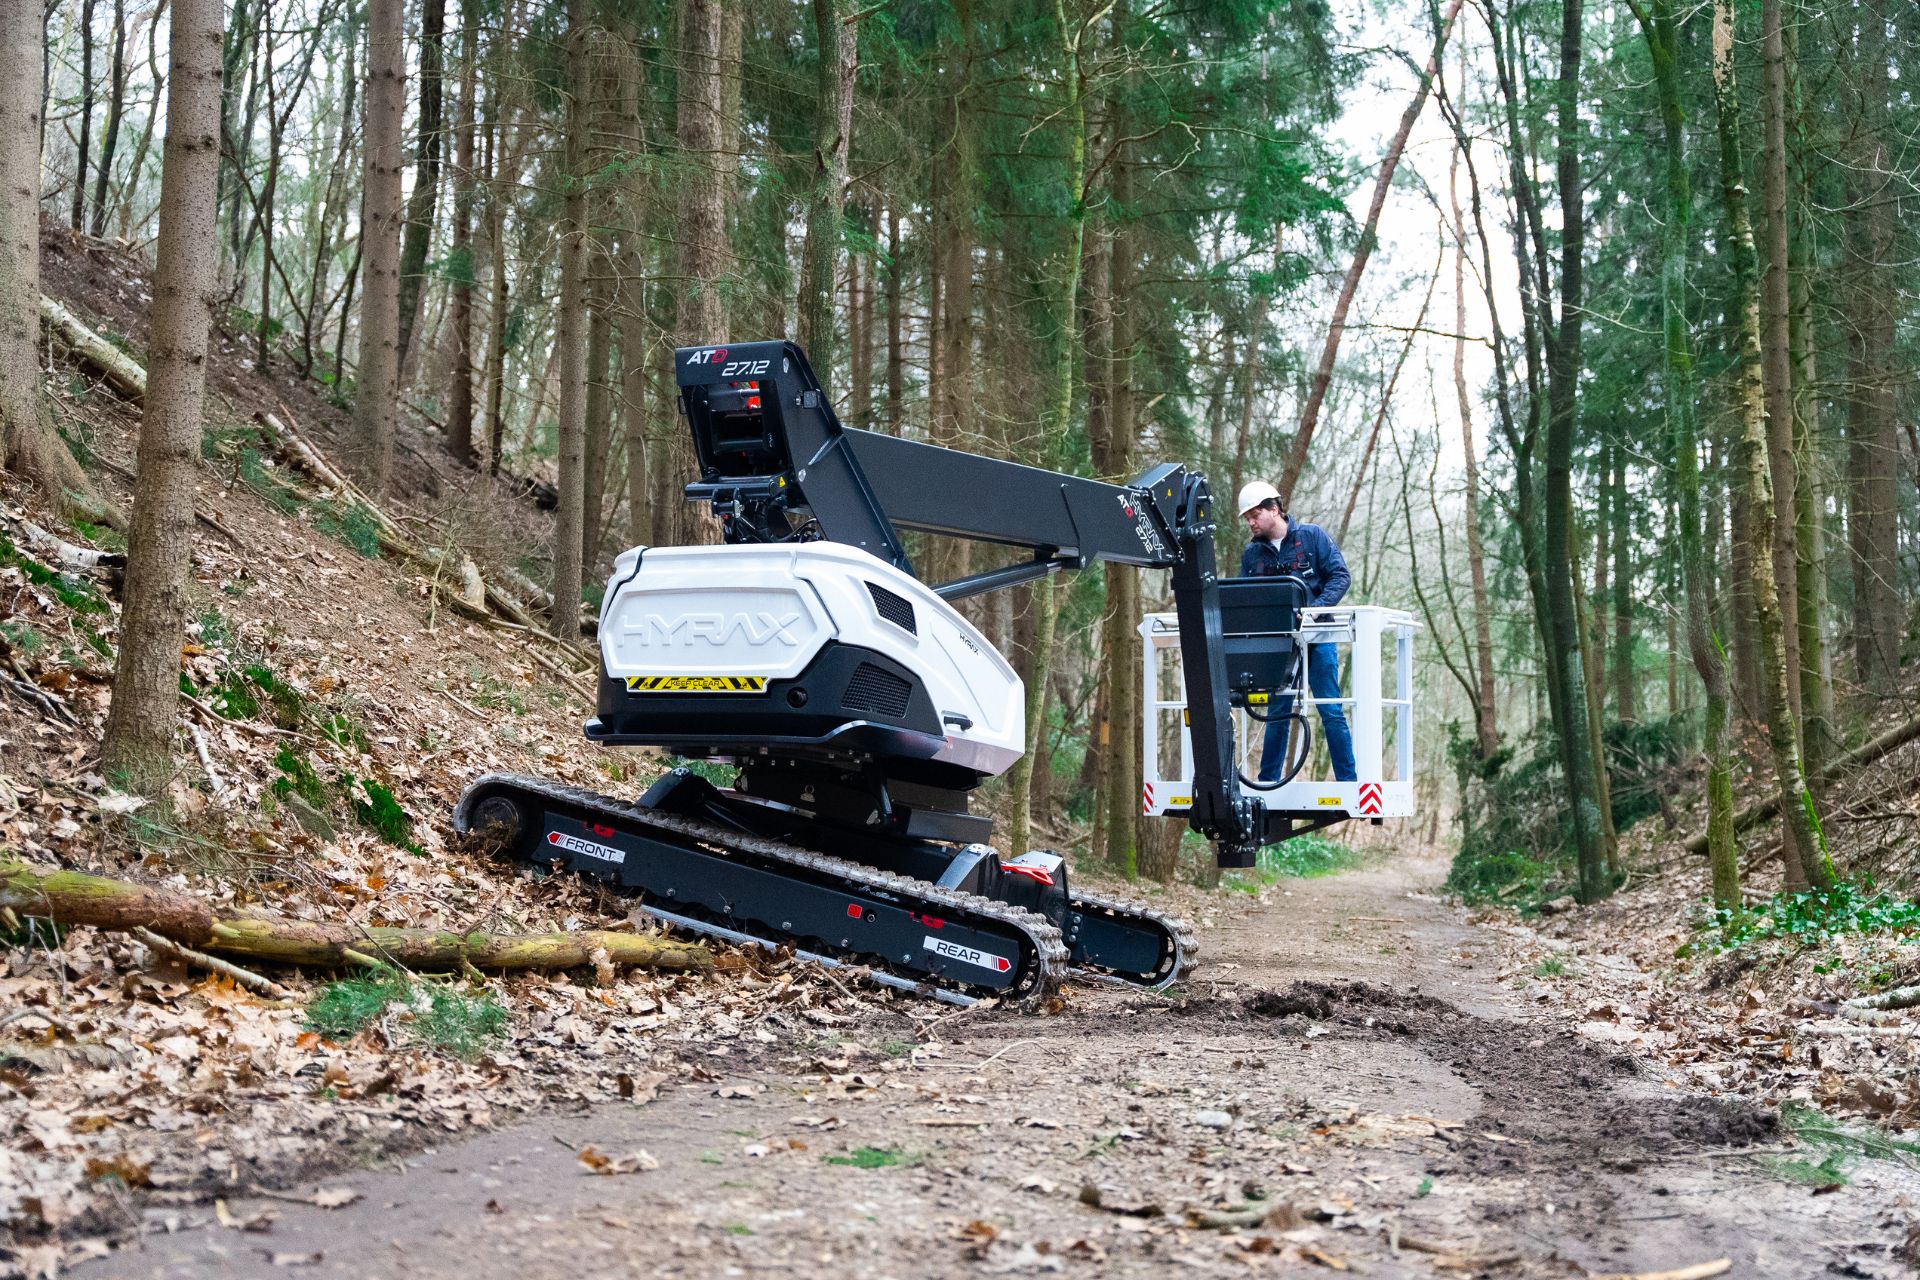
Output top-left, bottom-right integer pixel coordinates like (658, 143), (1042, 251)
(844, 662), (913, 718)
(865, 581), (917, 635)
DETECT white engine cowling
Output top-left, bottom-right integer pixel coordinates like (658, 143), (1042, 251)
(595, 541), (1024, 782)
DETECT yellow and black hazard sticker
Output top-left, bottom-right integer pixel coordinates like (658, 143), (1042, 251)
(625, 675), (767, 694)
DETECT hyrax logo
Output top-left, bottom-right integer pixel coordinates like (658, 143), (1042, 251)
(684, 347), (729, 365)
(630, 611), (803, 646)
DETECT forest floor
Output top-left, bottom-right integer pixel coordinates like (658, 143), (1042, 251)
(7, 227), (1920, 1279)
(62, 857), (1920, 1280)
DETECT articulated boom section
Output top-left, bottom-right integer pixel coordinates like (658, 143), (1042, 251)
(456, 338), (1412, 1006)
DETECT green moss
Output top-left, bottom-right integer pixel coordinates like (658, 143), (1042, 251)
(272, 748), (330, 810)
(822, 1146), (914, 1169)
(0, 535), (107, 615)
(350, 778), (421, 854)
(306, 966), (505, 1060)
(313, 501), (382, 558)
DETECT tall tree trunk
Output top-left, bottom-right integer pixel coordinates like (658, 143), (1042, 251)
(1542, 0), (1608, 903)
(1005, 0), (1090, 863)
(1277, 0), (1464, 502)
(99, 0), (221, 792)
(2, 0), (103, 512)
(115, 0), (167, 242)
(1709, 0), (1832, 891)
(581, 291), (614, 569)
(884, 199), (902, 433)
(1338, 246), (1439, 543)
(73, 0), (97, 231)
(445, 2), (477, 466)
(254, 0), (276, 371)
(1451, 124), (1496, 757)
(355, 0), (405, 495)
(1845, 0), (1899, 696)
(1759, 0), (1801, 725)
(485, 99), (509, 476)
(551, 0), (592, 637)
(1611, 438), (1634, 720)
(87, 0), (126, 238)
(795, 0), (855, 382)
(395, 0), (446, 379)
(621, 273), (649, 546)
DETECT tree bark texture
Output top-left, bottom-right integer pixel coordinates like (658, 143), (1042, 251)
(88, 0), (127, 239)
(1709, 0), (1832, 891)
(551, 0), (591, 637)
(1542, 0), (1608, 903)
(73, 0), (98, 231)
(1844, 0), (1900, 696)
(446, 1), (478, 466)
(395, 0), (447, 378)
(0, 860), (711, 973)
(100, 0), (223, 793)
(1758, 0), (1800, 725)
(2, 0), (97, 510)
(1277, 0), (1464, 504)
(795, 0), (855, 382)
(355, 0), (405, 495)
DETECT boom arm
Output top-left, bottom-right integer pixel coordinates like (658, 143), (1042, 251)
(676, 340), (1263, 866)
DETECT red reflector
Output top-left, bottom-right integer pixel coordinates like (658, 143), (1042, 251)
(911, 913), (945, 929)
(847, 904), (863, 919)
(547, 832), (561, 844)
(1005, 863), (1054, 887)
(746, 396), (762, 409)
(591, 824), (615, 838)
(995, 957), (1012, 972)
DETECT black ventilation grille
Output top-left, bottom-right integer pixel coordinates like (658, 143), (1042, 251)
(844, 663), (913, 718)
(866, 581), (917, 635)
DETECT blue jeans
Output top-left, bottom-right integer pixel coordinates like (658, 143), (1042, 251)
(1258, 642), (1357, 783)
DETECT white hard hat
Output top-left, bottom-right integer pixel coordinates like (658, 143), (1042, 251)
(1237, 479), (1280, 516)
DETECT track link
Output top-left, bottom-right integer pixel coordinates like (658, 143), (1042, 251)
(1064, 888), (1198, 990)
(455, 773), (1069, 1010)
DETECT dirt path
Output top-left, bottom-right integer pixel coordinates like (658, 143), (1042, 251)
(79, 860), (1914, 1278)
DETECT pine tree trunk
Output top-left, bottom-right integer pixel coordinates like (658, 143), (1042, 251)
(99, 0), (222, 793)
(795, 0), (854, 382)
(1786, 57), (1832, 788)
(582, 294), (614, 570)
(395, 0), (446, 378)
(1845, 0), (1900, 696)
(2, 0), (102, 511)
(884, 200), (902, 433)
(1758, 0), (1801, 727)
(446, 5), (477, 466)
(1709, 0), (1832, 891)
(1541, 0), (1608, 903)
(355, 0), (405, 495)
(73, 0), (97, 231)
(621, 272), (649, 547)
(1610, 440), (1634, 720)
(551, 0), (591, 637)
(1005, 0), (1089, 864)
(87, 0), (126, 238)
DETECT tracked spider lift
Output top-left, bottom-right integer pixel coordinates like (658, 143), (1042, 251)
(456, 341), (1416, 1007)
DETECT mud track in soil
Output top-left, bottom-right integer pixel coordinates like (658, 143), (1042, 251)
(80, 860), (1914, 1278)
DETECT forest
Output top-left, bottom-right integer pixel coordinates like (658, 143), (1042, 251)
(5, 0), (1920, 1273)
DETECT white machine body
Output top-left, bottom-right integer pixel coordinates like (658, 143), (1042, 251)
(598, 541), (1025, 779)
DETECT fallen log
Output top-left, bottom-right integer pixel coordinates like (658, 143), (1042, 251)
(1685, 713), (1920, 855)
(40, 295), (149, 403)
(2, 860), (214, 945)
(0, 860), (710, 975)
(208, 918), (709, 973)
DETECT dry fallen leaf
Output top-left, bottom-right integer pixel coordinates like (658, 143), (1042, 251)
(577, 1144), (659, 1175)
(309, 1187), (361, 1209)
(214, 1199), (277, 1232)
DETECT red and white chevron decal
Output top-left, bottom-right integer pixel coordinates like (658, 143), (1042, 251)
(1142, 782), (1154, 815)
(1357, 782), (1383, 815)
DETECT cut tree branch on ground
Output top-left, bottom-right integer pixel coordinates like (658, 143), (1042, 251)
(0, 859), (712, 975)
(41, 294), (149, 403)
(1685, 713), (1920, 854)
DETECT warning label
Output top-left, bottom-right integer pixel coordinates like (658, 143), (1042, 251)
(626, 675), (767, 693)
(923, 935), (1013, 974)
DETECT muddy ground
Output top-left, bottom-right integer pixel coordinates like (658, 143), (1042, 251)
(74, 858), (1918, 1278)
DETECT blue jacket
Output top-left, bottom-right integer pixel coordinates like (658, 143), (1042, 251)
(1240, 520), (1351, 609)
